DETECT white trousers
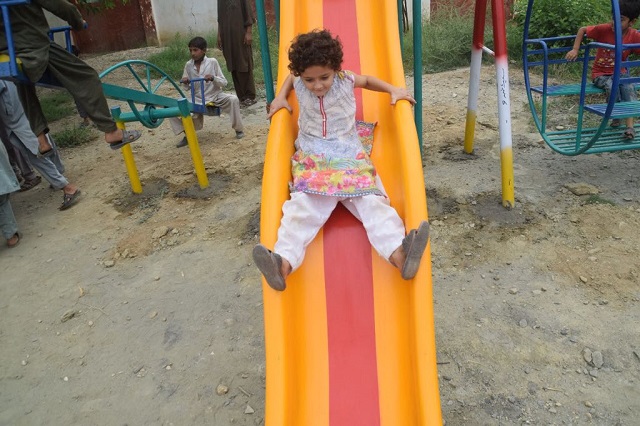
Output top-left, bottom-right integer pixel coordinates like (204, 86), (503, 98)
(274, 192), (406, 271)
(169, 91), (244, 135)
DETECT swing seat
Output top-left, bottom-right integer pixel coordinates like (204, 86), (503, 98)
(187, 77), (222, 116)
(584, 100), (640, 118)
(545, 123), (640, 154)
(530, 82), (605, 96)
(0, 53), (27, 82)
(0, 54), (64, 88)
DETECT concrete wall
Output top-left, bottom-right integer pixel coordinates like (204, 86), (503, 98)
(151, 0), (218, 44)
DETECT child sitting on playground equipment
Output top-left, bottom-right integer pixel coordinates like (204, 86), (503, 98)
(252, 29), (429, 291)
(0, 0), (141, 150)
(565, 0), (640, 139)
(169, 36), (245, 148)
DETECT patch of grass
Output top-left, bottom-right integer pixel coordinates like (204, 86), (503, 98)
(419, 7), (478, 73)
(584, 195), (616, 205)
(38, 90), (76, 122)
(400, 8), (524, 75)
(146, 33), (193, 81)
(52, 126), (97, 148)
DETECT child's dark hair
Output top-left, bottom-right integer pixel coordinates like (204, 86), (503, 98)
(620, 0), (640, 21)
(288, 29), (343, 76)
(188, 36), (207, 50)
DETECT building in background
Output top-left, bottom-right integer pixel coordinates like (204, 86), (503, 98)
(46, 0), (439, 54)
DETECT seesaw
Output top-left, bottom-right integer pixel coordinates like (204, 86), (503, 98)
(1, 0), (216, 193)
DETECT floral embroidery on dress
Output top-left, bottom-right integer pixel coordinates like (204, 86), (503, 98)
(356, 120), (376, 156)
(290, 71), (382, 197)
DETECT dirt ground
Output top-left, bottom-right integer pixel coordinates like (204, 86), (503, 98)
(1, 48), (639, 425)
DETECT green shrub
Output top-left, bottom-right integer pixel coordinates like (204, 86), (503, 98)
(512, 0), (611, 39)
(420, 6), (479, 73)
(38, 90), (75, 122)
(52, 126), (96, 148)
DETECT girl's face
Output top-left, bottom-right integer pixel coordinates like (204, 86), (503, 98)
(299, 65), (336, 97)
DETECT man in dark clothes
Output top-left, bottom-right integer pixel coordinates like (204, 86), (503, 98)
(0, 0), (141, 151)
(217, 0), (257, 106)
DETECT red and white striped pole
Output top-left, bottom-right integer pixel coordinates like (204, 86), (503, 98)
(464, 0), (515, 208)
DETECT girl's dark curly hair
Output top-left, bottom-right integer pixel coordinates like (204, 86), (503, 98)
(288, 29), (343, 76)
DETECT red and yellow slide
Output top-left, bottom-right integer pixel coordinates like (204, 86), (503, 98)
(258, 0), (442, 424)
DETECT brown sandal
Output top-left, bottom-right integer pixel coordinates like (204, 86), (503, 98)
(401, 221), (430, 280)
(253, 244), (286, 291)
(19, 175), (42, 192)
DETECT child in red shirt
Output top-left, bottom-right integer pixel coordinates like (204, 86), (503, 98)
(566, 0), (640, 139)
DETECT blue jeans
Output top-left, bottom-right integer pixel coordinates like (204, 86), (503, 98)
(593, 75), (637, 102)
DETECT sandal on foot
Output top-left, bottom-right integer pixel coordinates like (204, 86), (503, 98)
(7, 232), (21, 248)
(59, 189), (81, 211)
(610, 119), (621, 128)
(400, 221), (430, 280)
(19, 175), (42, 192)
(176, 137), (188, 148)
(241, 98), (257, 107)
(108, 129), (142, 150)
(623, 127), (635, 140)
(253, 244), (286, 291)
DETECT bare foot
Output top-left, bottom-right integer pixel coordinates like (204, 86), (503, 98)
(281, 258), (292, 279)
(37, 133), (52, 155)
(63, 183), (78, 196)
(104, 129), (124, 144)
(389, 245), (406, 271)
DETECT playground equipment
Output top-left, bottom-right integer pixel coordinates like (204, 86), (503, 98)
(523, 0), (640, 155)
(0, 0), (212, 193)
(255, 0), (442, 424)
(463, 0), (515, 208)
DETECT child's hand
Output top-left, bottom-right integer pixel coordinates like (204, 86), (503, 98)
(390, 87), (416, 105)
(180, 77), (189, 85)
(204, 74), (214, 82)
(565, 49), (579, 61)
(267, 97), (292, 119)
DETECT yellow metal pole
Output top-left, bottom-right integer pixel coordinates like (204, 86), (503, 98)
(117, 121), (142, 194)
(182, 115), (209, 189)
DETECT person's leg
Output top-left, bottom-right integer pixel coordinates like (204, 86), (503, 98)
(15, 82), (54, 154)
(346, 195), (406, 261)
(46, 44), (116, 133)
(349, 194), (429, 279)
(213, 92), (244, 133)
(594, 75), (623, 128)
(619, 83), (637, 136)
(44, 44), (140, 147)
(255, 193), (339, 291)
(46, 134), (65, 175)
(2, 136), (26, 185)
(234, 71), (257, 105)
(0, 194), (19, 245)
(241, 44), (256, 102)
(10, 133), (69, 191)
(274, 193), (339, 272)
(231, 71), (244, 101)
(10, 133), (80, 209)
(12, 147), (39, 182)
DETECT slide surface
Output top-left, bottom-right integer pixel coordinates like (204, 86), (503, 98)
(259, 0), (442, 424)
